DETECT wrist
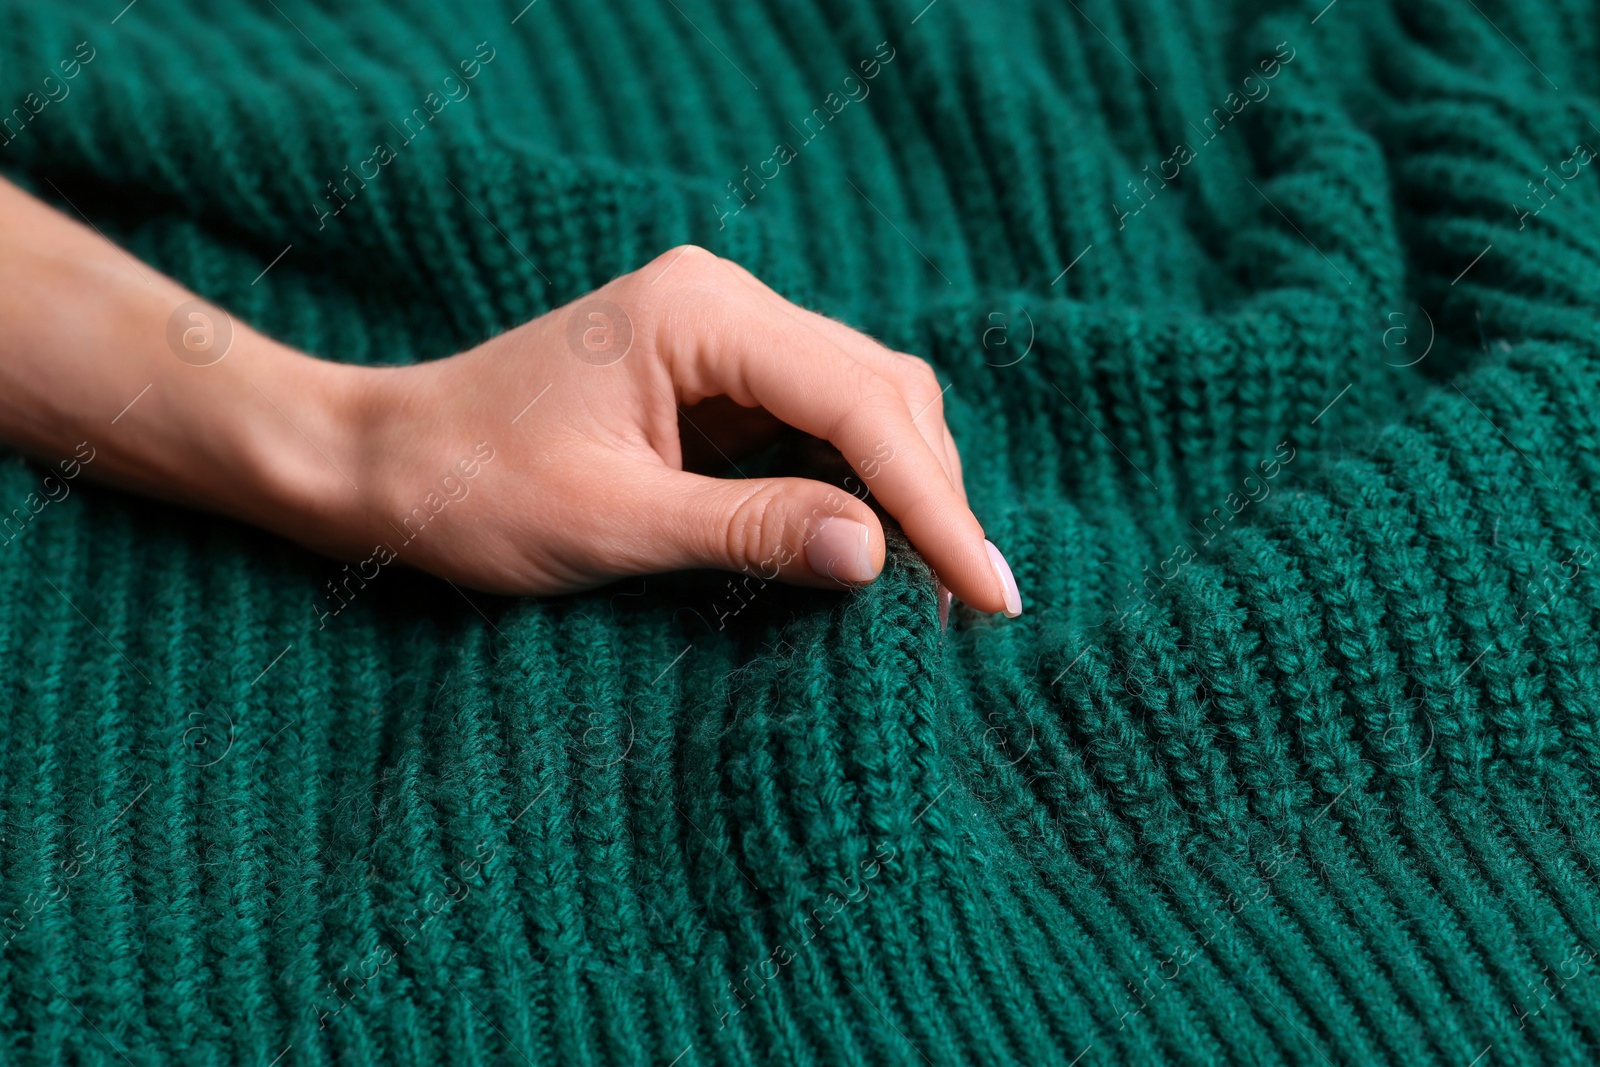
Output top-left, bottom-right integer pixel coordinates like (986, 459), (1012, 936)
(0, 174), (393, 567)
(234, 341), (386, 560)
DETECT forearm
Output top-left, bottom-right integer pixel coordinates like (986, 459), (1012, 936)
(0, 176), (363, 545)
(0, 178), (1017, 612)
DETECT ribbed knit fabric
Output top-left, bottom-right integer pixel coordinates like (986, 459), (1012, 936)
(4, 0), (1600, 1062)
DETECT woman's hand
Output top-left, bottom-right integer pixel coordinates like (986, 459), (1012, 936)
(0, 172), (1020, 619)
(322, 246), (1022, 618)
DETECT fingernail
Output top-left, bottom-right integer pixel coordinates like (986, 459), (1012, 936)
(937, 583), (953, 631)
(808, 518), (876, 584)
(984, 539), (1023, 618)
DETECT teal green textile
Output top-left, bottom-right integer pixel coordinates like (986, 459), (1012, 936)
(5, 0), (1600, 1063)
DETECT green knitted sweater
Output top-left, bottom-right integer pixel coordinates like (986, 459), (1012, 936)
(3, 0), (1600, 1062)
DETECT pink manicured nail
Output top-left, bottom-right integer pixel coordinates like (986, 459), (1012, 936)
(937, 583), (953, 631)
(807, 518), (876, 584)
(984, 540), (1022, 618)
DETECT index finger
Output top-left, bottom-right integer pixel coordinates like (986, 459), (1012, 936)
(656, 265), (1020, 616)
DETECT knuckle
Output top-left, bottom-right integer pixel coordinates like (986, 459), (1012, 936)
(899, 353), (943, 414)
(900, 352), (937, 381)
(652, 246), (732, 320)
(657, 243), (724, 284)
(622, 245), (725, 316)
(620, 248), (733, 378)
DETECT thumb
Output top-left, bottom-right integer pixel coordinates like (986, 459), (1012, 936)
(634, 466), (887, 590)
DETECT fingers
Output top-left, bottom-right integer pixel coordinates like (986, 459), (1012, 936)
(940, 423), (967, 504)
(647, 251), (1018, 615)
(713, 257), (967, 501)
(625, 462), (887, 591)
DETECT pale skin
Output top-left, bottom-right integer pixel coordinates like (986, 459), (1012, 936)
(0, 176), (1023, 621)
